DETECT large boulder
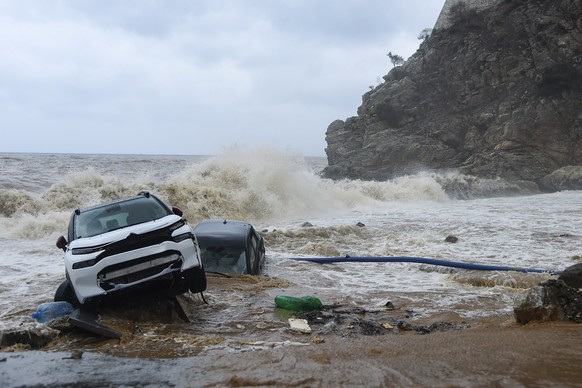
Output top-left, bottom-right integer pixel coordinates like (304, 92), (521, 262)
(558, 262), (582, 289)
(514, 264), (582, 324)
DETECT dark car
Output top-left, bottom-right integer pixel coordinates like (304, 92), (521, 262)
(194, 219), (265, 275)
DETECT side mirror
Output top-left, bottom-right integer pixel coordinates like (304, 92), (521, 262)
(172, 207), (183, 217)
(56, 236), (68, 251)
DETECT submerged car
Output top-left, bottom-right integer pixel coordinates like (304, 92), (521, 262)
(55, 192), (206, 306)
(194, 219), (265, 275)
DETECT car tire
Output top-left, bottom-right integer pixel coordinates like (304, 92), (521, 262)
(188, 266), (207, 293)
(54, 279), (80, 306)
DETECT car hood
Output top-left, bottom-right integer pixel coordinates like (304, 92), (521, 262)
(68, 214), (184, 249)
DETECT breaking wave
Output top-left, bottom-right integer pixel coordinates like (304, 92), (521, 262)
(0, 148), (539, 239)
(432, 172), (540, 199)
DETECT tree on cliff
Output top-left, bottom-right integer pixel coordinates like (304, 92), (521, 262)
(387, 51), (404, 67)
(418, 28), (432, 41)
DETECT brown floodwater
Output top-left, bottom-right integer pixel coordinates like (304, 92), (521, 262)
(2, 274), (582, 387)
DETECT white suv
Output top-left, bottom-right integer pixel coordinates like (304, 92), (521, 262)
(55, 192), (206, 306)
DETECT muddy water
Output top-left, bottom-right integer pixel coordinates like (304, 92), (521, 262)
(3, 274), (582, 387)
(39, 275), (292, 358)
(40, 273), (466, 357)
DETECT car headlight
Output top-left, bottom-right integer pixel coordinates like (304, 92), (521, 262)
(71, 243), (109, 255)
(169, 219), (186, 232)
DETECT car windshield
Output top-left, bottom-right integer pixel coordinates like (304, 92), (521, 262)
(199, 246), (247, 274)
(74, 196), (172, 238)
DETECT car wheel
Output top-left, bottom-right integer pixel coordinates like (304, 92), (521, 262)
(188, 266), (207, 293)
(54, 279), (80, 306)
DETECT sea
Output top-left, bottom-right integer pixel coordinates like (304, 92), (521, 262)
(1, 149), (581, 332)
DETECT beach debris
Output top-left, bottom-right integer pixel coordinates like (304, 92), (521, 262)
(358, 320), (387, 335)
(223, 340), (310, 353)
(68, 309), (122, 339)
(275, 295), (323, 312)
(288, 318), (312, 334)
(32, 301), (74, 323)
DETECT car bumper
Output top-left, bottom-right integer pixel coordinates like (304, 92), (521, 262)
(67, 239), (201, 303)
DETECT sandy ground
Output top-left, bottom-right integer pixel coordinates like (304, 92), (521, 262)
(2, 275), (582, 387)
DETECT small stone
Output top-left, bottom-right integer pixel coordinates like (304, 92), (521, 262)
(445, 235), (459, 243)
(385, 301), (395, 310)
(63, 350), (83, 360)
(356, 222), (366, 227)
(301, 222), (313, 227)
(312, 336), (325, 344)
(381, 322), (393, 330)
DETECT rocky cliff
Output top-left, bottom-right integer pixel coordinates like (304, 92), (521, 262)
(323, 0), (582, 191)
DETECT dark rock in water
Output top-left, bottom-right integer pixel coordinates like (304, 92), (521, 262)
(514, 279), (582, 324)
(558, 263), (582, 289)
(323, 0), (582, 191)
(540, 166), (582, 192)
(301, 222), (314, 228)
(384, 301), (395, 310)
(445, 235), (459, 243)
(356, 222), (366, 227)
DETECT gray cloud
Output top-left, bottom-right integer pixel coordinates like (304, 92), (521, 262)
(0, 0), (444, 156)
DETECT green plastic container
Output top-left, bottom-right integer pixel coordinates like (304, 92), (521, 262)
(274, 295), (323, 312)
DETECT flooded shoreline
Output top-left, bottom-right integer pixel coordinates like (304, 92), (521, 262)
(2, 153), (582, 386)
(2, 274), (582, 386)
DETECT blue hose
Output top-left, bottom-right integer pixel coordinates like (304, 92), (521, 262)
(289, 256), (562, 275)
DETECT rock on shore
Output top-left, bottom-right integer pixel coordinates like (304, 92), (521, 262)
(514, 263), (582, 324)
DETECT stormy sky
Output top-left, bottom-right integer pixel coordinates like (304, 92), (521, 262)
(0, 0), (444, 156)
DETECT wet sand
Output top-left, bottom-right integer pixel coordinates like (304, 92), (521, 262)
(2, 275), (582, 387)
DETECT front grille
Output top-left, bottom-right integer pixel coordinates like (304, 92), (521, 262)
(98, 252), (182, 290)
(97, 226), (176, 261)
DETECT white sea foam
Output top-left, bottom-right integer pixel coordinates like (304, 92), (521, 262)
(1, 148), (451, 237)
